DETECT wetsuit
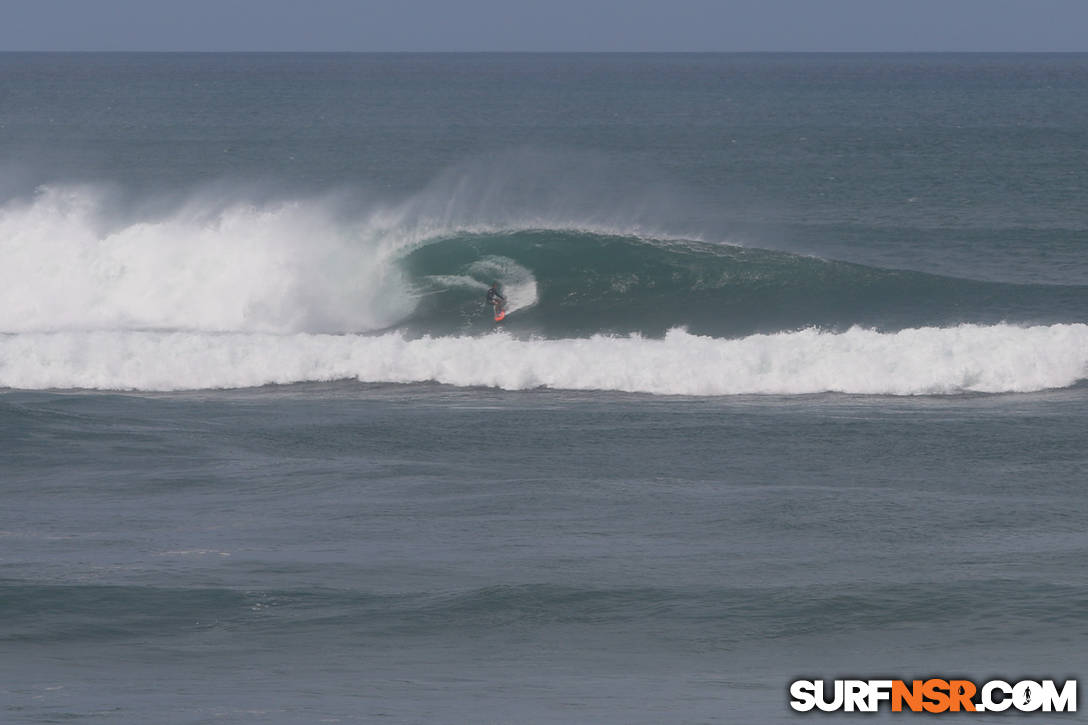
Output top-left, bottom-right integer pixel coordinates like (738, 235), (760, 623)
(486, 288), (505, 307)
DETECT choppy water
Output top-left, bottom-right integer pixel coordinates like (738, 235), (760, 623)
(2, 53), (1086, 723)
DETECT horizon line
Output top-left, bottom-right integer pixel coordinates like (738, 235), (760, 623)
(3, 49), (1088, 54)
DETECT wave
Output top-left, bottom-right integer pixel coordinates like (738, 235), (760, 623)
(402, 230), (1088, 337)
(5, 183), (1088, 341)
(2, 324), (1085, 395)
(0, 171), (688, 336)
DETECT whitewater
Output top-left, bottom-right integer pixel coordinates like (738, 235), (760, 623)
(2, 324), (1085, 394)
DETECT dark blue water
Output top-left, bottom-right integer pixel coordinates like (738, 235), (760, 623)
(1, 54), (1086, 723)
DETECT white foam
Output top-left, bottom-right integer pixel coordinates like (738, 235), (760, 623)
(1, 324), (1085, 395)
(0, 185), (425, 333)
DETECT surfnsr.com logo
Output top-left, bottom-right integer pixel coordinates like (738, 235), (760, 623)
(789, 678), (1077, 713)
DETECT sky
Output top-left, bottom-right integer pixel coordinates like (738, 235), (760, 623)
(2, 0), (1087, 52)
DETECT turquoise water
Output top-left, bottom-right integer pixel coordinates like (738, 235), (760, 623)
(1, 53), (1086, 722)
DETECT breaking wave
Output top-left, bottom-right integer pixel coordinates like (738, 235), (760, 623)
(2, 324), (1085, 395)
(2, 181), (1086, 394)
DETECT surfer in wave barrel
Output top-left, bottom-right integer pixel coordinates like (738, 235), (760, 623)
(486, 281), (506, 320)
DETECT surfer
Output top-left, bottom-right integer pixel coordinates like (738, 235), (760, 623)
(486, 282), (506, 315)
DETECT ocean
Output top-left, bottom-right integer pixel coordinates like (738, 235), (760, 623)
(1, 53), (1086, 723)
